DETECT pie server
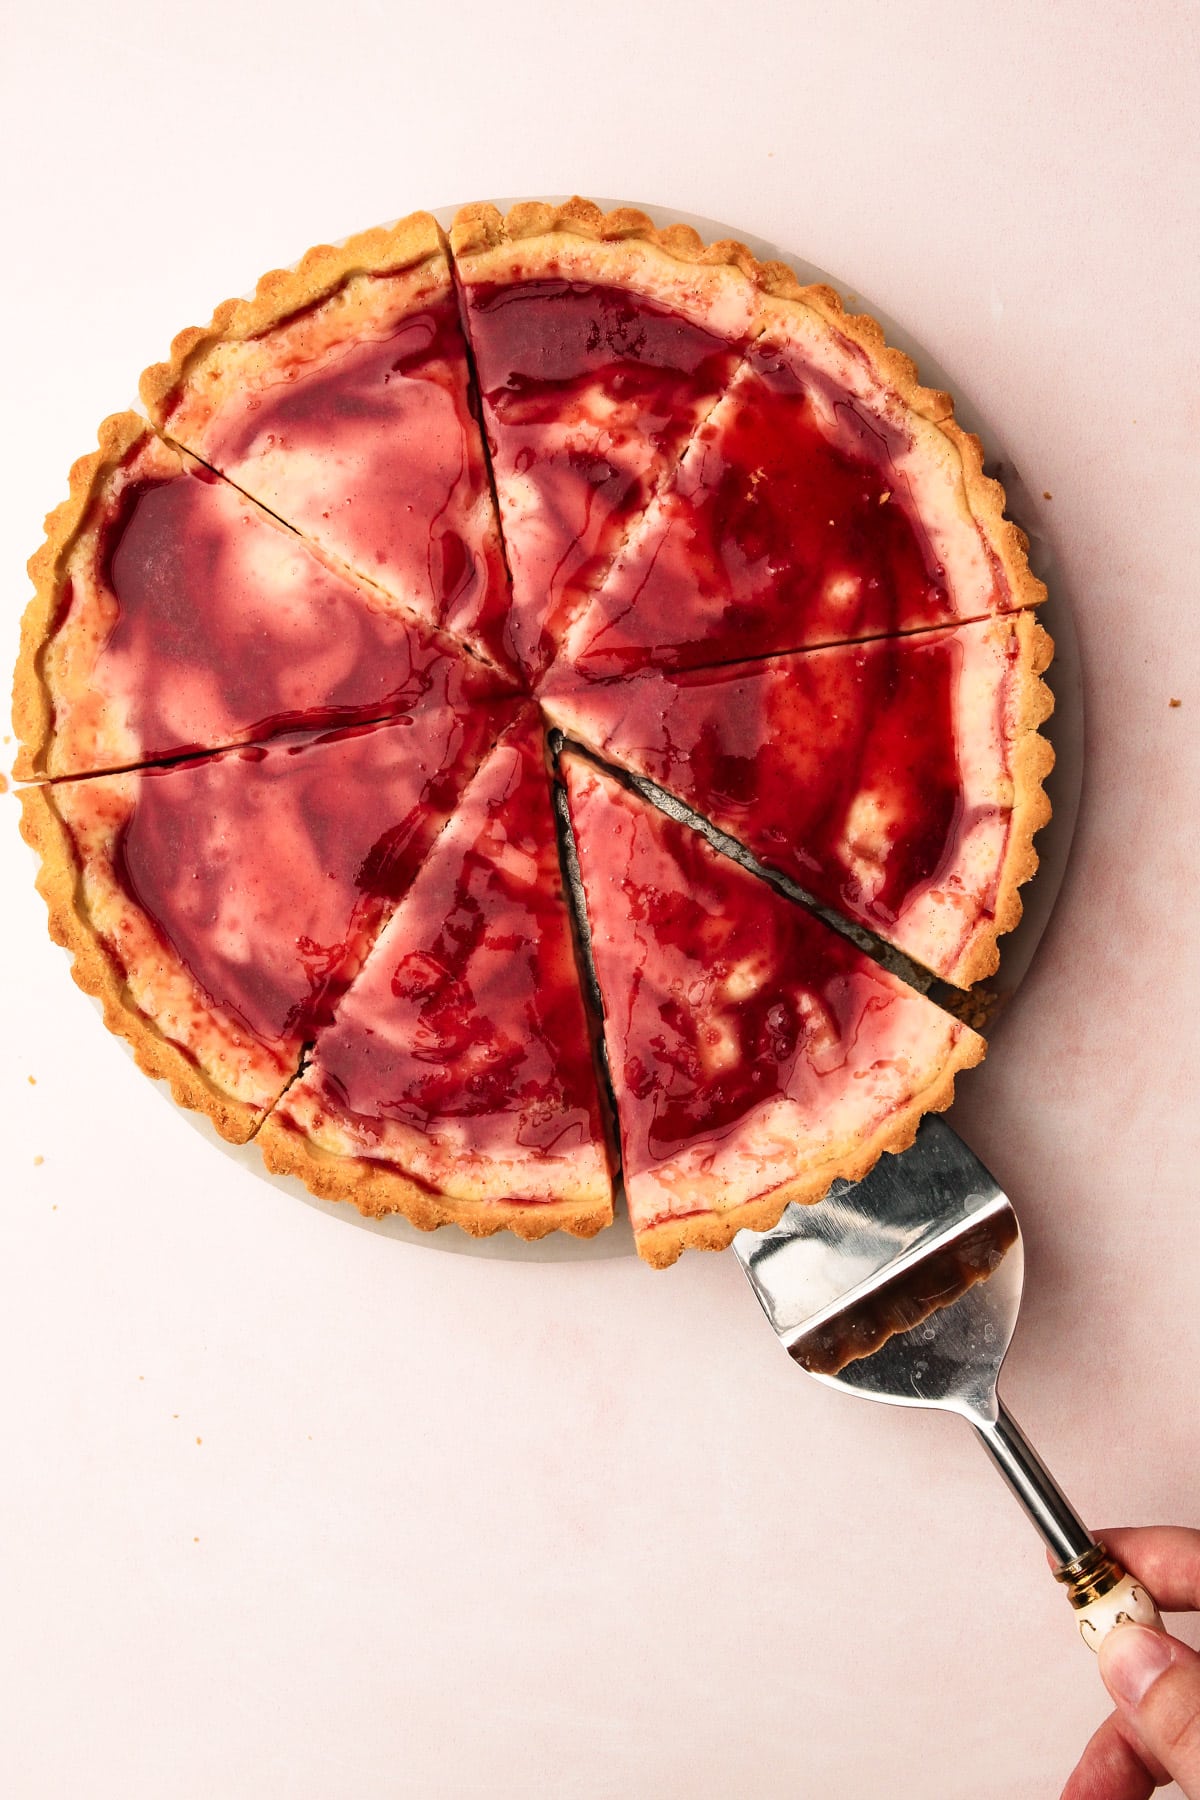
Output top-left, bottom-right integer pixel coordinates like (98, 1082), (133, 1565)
(733, 1113), (1162, 1650)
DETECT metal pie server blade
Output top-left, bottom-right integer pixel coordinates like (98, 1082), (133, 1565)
(733, 1115), (1161, 1650)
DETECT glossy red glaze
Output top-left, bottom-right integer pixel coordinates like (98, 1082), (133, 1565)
(563, 338), (965, 677)
(111, 695), (514, 1048)
(181, 291), (515, 676)
(96, 460), (510, 762)
(302, 714), (604, 1157)
(463, 278), (743, 680)
(547, 626), (996, 942)
(563, 759), (919, 1173)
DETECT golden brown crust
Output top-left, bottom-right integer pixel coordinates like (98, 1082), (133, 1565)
(634, 1022), (986, 1267)
(139, 210), (445, 427)
(257, 1111), (612, 1242)
(18, 784), (265, 1144)
(13, 411), (152, 781)
(950, 612), (1055, 989)
(450, 195), (769, 284)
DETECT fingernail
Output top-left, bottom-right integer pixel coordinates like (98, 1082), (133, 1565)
(1100, 1625), (1174, 1708)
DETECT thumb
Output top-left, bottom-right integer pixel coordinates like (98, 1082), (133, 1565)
(1100, 1625), (1200, 1794)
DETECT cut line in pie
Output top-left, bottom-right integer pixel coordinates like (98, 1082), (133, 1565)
(13, 196), (1056, 1264)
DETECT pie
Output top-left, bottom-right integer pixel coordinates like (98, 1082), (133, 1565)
(13, 196), (1053, 1264)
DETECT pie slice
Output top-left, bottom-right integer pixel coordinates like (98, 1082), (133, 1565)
(561, 756), (985, 1266)
(139, 214), (514, 677)
(558, 277), (1046, 678)
(19, 695), (516, 1142)
(14, 414), (513, 780)
(449, 199), (760, 681)
(544, 614), (1053, 986)
(259, 711), (613, 1241)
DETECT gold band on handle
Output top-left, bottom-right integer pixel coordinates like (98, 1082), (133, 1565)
(1054, 1542), (1127, 1611)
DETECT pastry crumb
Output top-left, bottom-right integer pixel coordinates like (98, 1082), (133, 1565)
(1169, 697), (1182, 708)
(28, 1075), (36, 1085)
(33, 1155), (43, 1166)
(1043, 490), (1052, 500)
(193, 1536), (199, 1544)
(0, 773), (8, 795)
(879, 490), (891, 504)
(195, 1436), (202, 1446)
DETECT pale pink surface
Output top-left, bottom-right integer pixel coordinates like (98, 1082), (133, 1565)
(2, 6), (1198, 1798)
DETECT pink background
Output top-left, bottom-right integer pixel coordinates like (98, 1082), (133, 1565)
(2, 4), (1197, 1795)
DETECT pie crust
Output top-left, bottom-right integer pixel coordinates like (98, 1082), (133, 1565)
(13, 195), (1055, 1261)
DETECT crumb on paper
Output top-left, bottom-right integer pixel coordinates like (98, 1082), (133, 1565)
(193, 1537), (199, 1544)
(28, 1075), (36, 1085)
(172, 1413), (179, 1419)
(1169, 697), (1182, 708)
(1043, 490), (1053, 500)
(0, 773), (9, 795)
(33, 1155), (43, 1166)
(195, 1437), (202, 1446)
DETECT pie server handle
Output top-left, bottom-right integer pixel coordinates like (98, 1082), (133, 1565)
(972, 1398), (1164, 1650)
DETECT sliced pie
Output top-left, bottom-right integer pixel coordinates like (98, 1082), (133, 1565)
(260, 711), (613, 1240)
(558, 278), (1046, 678)
(13, 196), (1050, 1263)
(450, 199), (760, 681)
(19, 698), (514, 1142)
(562, 756), (985, 1266)
(544, 613), (1053, 986)
(140, 213), (514, 677)
(13, 413), (512, 780)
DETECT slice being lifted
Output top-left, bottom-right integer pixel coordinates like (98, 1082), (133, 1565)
(450, 199), (759, 682)
(140, 214), (514, 677)
(20, 697), (513, 1142)
(260, 711), (614, 1241)
(545, 614), (1053, 986)
(15, 415), (512, 780)
(559, 281), (1046, 678)
(562, 757), (985, 1266)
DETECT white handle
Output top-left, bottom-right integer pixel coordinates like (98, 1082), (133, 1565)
(1075, 1571), (1164, 1652)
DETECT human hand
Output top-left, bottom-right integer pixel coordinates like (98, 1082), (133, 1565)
(1062, 1527), (1200, 1799)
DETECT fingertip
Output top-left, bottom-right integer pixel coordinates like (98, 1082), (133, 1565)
(1100, 1625), (1174, 1709)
